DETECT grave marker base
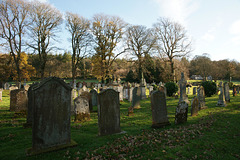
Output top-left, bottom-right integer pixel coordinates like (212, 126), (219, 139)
(26, 139), (77, 156)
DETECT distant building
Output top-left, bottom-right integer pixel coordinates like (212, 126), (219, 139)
(190, 75), (203, 80)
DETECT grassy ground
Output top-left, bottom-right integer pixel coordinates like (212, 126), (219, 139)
(0, 90), (240, 160)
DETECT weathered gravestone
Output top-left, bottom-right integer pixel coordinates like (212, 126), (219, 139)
(217, 82), (226, 107)
(175, 101), (188, 124)
(151, 90), (170, 128)
(24, 83), (39, 128)
(97, 89), (121, 136)
(10, 89), (28, 113)
(90, 89), (98, 106)
(191, 97), (199, 117)
(178, 73), (189, 104)
(74, 96), (90, 122)
(224, 82), (230, 102)
(27, 77), (77, 155)
(132, 87), (141, 109)
(197, 86), (207, 110)
(80, 91), (93, 112)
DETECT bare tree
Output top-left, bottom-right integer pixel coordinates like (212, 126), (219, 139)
(27, 1), (62, 79)
(125, 25), (156, 79)
(154, 18), (192, 81)
(65, 12), (92, 81)
(0, 0), (30, 82)
(91, 13), (127, 83)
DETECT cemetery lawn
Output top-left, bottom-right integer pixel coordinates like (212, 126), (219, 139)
(1, 90), (240, 160)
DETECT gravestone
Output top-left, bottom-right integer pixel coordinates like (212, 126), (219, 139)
(175, 101), (188, 124)
(27, 77), (76, 155)
(191, 97), (199, 116)
(4, 82), (10, 90)
(232, 85), (237, 96)
(237, 86), (240, 94)
(197, 86), (207, 110)
(0, 89), (2, 101)
(217, 82), (226, 107)
(74, 96), (90, 122)
(90, 89), (98, 106)
(151, 90), (170, 128)
(193, 87), (197, 95)
(118, 86), (123, 101)
(97, 89), (121, 136)
(178, 72), (189, 104)
(10, 89), (28, 112)
(24, 83), (39, 128)
(128, 87), (133, 102)
(224, 82), (230, 103)
(132, 87), (141, 109)
(140, 86), (146, 99)
(80, 91), (93, 112)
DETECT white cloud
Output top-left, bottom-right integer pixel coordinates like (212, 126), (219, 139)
(28, 0), (49, 3)
(201, 32), (215, 42)
(229, 20), (240, 45)
(229, 20), (240, 35)
(153, 0), (200, 26)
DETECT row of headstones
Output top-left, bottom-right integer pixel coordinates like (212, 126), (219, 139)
(6, 76), (235, 155)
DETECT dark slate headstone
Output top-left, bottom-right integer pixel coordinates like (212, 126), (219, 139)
(74, 96), (90, 122)
(151, 90), (170, 128)
(191, 97), (199, 117)
(10, 89), (28, 112)
(224, 82), (230, 103)
(90, 89), (98, 106)
(175, 101), (188, 124)
(97, 89), (121, 136)
(27, 77), (76, 155)
(132, 87), (141, 109)
(217, 82), (226, 107)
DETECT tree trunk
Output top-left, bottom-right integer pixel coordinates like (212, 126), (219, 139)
(170, 58), (175, 82)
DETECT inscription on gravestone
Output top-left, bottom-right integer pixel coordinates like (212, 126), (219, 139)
(27, 77), (77, 155)
(98, 89), (121, 136)
(151, 90), (170, 128)
(132, 87), (141, 109)
(191, 97), (199, 117)
(175, 101), (188, 124)
(74, 96), (90, 122)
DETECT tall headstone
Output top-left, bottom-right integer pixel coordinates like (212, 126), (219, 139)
(191, 97), (199, 116)
(27, 77), (76, 155)
(224, 82), (230, 103)
(132, 87), (141, 109)
(118, 85), (124, 101)
(217, 82), (226, 107)
(97, 89), (121, 136)
(178, 72), (189, 104)
(175, 101), (188, 124)
(197, 86), (207, 110)
(74, 96), (90, 122)
(90, 89), (98, 106)
(151, 90), (170, 128)
(10, 89), (28, 112)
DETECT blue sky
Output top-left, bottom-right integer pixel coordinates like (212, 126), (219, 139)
(39, 0), (240, 61)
